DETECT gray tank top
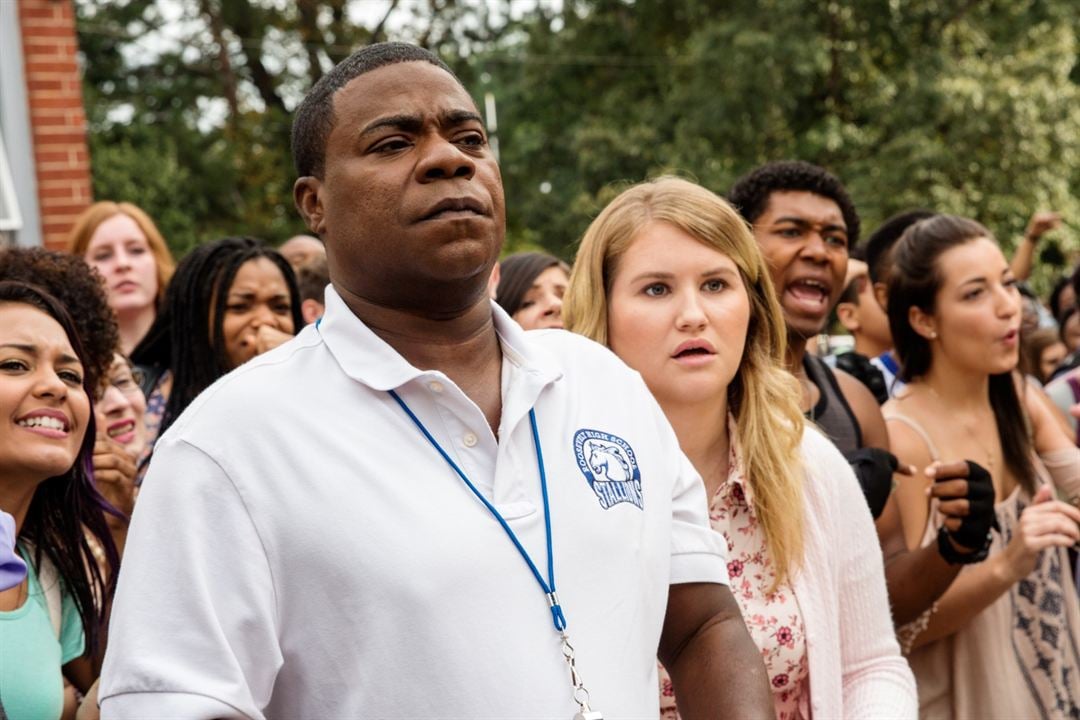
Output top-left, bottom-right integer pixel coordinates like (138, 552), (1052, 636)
(803, 353), (863, 453)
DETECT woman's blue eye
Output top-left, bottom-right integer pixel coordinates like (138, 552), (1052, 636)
(703, 279), (726, 292)
(644, 284), (669, 297)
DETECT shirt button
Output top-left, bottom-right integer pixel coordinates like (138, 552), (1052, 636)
(463, 432), (478, 447)
(428, 381), (444, 393)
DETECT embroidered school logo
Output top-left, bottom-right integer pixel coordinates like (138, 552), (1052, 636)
(573, 429), (643, 510)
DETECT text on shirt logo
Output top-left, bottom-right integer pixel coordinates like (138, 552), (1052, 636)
(573, 429), (643, 510)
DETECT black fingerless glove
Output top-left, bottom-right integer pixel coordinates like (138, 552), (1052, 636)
(936, 460), (1000, 565)
(843, 447), (896, 520)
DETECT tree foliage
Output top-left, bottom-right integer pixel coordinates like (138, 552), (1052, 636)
(78, 0), (1080, 290)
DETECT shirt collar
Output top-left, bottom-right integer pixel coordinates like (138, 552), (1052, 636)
(316, 285), (563, 392)
(713, 414), (752, 506)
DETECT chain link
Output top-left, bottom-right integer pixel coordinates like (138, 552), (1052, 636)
(560, 632), (594, 713)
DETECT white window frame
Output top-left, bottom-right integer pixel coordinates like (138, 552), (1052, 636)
(0, 129), (23, 232)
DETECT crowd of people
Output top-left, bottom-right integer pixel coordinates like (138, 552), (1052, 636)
(1, 40), (1079, 719)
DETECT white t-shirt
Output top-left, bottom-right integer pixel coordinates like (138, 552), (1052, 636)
(100, 288), (728, 719)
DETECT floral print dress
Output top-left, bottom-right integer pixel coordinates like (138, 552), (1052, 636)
(660, 425), (809, 719)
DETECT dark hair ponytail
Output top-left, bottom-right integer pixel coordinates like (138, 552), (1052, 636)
(887, 216), (1035, 495)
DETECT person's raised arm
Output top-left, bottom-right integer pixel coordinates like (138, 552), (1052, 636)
(659, 582), (772, 719)
(1010, 211), (1062, 282)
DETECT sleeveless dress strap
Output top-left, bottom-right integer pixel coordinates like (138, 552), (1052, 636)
(883, 412), (941, 462)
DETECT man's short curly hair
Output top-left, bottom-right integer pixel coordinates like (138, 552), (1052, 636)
(291, 42), (458, 179)
(0, 247), (118, 389)
(727, 160), (861, 246)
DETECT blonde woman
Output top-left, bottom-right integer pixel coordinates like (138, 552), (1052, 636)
(67, 202), (176, 355)
(565, 177), (915, 718)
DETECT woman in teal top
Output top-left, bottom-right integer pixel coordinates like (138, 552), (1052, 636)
(0, 281), (118, 719)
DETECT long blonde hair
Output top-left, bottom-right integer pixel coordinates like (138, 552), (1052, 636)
(66, 201), (176, 308)
(565, 176), (806, 588)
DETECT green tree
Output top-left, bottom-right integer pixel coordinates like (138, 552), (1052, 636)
(481, 0), (1080, 291)
(78, 0), (1080, 293)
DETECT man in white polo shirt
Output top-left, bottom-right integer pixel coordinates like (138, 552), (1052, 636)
(99, 43), (771, 719)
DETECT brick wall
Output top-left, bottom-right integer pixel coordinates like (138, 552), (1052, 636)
(18, 0), (91, 250)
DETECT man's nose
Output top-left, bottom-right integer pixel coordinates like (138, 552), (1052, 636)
(798, 233), (830, 263)
(416, 137), (476, 182)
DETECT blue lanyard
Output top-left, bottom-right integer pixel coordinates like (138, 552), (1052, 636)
(387, 389), (568, 633)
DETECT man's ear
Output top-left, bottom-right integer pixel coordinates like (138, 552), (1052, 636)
(294, 177), (326, 235)
(301, 299), (324, 326)
(873, 281), (889, 312)
(487, 262), (501, 300)
(836, 302), (860, 333)
(908, 304), (937, 341)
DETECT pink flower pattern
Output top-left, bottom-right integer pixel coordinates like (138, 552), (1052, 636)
(659, 429), (808, 720)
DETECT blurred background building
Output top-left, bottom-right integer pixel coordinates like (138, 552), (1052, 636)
(0, 0), (92, 248)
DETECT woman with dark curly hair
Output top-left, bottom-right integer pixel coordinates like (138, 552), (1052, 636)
(0, 281), (118, 719)
(0, 248), (119, 390)
(0, 248), (139, 550)
(132, 237), (302, 446)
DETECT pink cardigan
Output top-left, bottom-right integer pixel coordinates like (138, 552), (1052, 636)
(791, 427), (917, 717)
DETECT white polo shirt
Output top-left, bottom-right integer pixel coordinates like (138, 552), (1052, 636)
(100, 287), (728, 719)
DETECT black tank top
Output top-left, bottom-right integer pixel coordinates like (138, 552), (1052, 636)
(803, 354), (863, 453)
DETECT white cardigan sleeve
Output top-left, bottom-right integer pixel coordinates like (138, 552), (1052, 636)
(804, 430), (918, 718)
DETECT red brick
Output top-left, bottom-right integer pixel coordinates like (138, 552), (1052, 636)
(37, 160), (89, 174)
(19, 17), (75, 30)
(17, 4), (63, 20)
(28, 95), (83, 110)
(30, 103), (77, 116)
(37, 176), (91, 190)
(21, 41), (77, 59)
(37, 184), (82, 199)
(40, 204), (92, 220)
(43, 236), (74, 251)
(44, 222), (84, 236)
(26, 78), (65, 92)
(29, 110), (84, 126)
(30, 130), (88, 143)
(21, 37), (76, 50)
(44, 213), (87, 230)
(36, 167), (91, 181)
(41, 210), (92, 225)
(24, 60), (79, 74)
(30, 114), (73, 128)
(23, 69), (77, 81)
(33, 149), (71, 164)
(19, 23), (77, 39)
